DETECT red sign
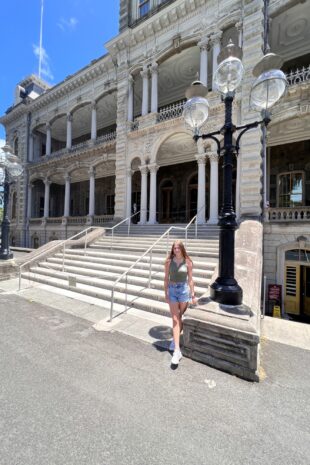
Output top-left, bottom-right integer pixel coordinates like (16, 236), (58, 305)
(268, 284), (282, 302)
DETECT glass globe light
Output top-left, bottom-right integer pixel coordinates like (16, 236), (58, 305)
(0, 150), (9, 169)
(250, 69), (287, 111)
(183, 96), (209, 131)
(213, 56), (244, 94)
(0, 167), (5, 183)
(7, 160), (23, 178)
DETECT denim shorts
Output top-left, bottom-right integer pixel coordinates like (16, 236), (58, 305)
(168, 282), (190, 303)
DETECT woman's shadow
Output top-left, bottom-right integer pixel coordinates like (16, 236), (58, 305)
(149, 325), (183, 369)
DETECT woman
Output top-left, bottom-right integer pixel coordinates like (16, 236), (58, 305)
(164, 240), (197, 365)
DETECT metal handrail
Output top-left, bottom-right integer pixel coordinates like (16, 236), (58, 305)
(18, 226), (103, 290)
(103, 211), (140, 248)
(20, 212), (142, 288)
(109, 207), (205, 321)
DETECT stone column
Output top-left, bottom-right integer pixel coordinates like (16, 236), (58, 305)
(211, 32), (222, 91)
(139, 164), (148, 224)
(46, 123), (51, 156)
(150, 62), (159, 114)
(207, 151), (219, 224)
(88, 168), (95, 217)
(64, 174), (71, 217)
(91, 103), (97, 141)
(29, 133), (34, 162)
(27, 183), (33, 218)
(199, 41), (208, 87)
(43, 179), (51, 217)
(148, 164), (159, 225)
(126, 168), (133, 223)
(196, 143), (206, 224)
(127, 75), (134, 122)
(141, 65), (149, 117)
(66, 114), (72, 149)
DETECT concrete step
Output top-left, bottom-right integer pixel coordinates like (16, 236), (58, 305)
(21, 272), (172, 318)
(98, 237), (219, 247)
(50, 253), (215, 279)
(57, 249), (218, 266)
(37, 261), (210, 292)
(27, 266), (207, 300)
(89, 240), (219, 256)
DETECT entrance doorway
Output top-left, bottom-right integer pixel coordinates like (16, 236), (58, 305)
(302, 266), (310, 316)
(284, 249), (310, 317)
(187, 174), (198, 221)
(160, 180), (173, 223)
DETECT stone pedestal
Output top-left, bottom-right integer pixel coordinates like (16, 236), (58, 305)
(183, 220), (263, 382)
(183, 297), (259, 381)
(0, 259), (19, 281)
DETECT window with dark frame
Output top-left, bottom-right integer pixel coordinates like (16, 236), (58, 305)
(139, 0), (150, 17)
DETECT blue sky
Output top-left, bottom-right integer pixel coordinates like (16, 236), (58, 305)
(0, 0), (120, 146)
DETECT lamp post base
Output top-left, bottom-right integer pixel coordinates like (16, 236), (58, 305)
(210, 280), (243, 306)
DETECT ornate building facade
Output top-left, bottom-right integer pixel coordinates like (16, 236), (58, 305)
(1, 0), (310, 316)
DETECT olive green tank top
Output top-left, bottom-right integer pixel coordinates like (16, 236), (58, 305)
(169, 259), (188, 283)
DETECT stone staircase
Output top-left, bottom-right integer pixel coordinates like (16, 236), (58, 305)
(20, 224), (219, 319)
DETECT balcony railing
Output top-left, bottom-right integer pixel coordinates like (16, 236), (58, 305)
(93, 214), (114, 225)
(267, 207), (310, 222)
(95, 131), (117, 144)
(286, 65), (310, 86)
(157, 100), (186, 123)
(27, 215), (115, 227)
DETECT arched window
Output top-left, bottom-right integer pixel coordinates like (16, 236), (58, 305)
(11, 192), (17, 219)
(13, 137), (19, 156)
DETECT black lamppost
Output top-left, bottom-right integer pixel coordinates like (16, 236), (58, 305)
(0, 144), (23, 260)
(183, 42), (287, 305)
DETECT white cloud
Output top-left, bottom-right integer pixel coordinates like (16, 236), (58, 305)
(33, 44), (54, 81)
(57, 17), (78, 32)
(0, 139), (5, 148)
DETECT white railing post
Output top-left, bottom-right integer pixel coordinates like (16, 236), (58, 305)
(84, 229), (88, 255)
(62, 243), (65, 272)
(125, 275), (128, 312)
(148, 250), (152, 288)
(110, 290), (114, 322)
(195, 217), (198, 238)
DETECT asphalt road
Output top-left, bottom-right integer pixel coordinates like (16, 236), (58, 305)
(0, 294), (309, 465)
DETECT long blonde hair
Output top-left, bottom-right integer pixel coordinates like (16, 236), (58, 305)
(168, 240), (191, 262)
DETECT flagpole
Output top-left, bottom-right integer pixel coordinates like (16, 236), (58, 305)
(38, 0), (44, 78)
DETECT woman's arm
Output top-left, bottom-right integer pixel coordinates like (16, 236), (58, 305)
(187, 259), (197, 304)
(164, 259), (170, 303)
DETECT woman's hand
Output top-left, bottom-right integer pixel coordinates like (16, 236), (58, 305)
(191, 296), (198, 306)
(165, 292), (169, 303)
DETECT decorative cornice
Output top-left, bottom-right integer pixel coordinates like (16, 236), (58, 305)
(28, 138), (116, 170)
(1, 55), (116, 125)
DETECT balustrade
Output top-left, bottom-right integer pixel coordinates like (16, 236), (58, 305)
(286, 65), (310, 86)
(157, 100), (186, 122)
(93, 215), (114, 225)
(267, 207), (310, 222)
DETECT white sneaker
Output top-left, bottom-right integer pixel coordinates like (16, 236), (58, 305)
(169, 340), (175, 351)
(171, 350), (182, 365)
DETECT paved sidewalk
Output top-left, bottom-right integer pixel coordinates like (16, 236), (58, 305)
(0, 277), (173, 349)
(1, 277), (310, 353)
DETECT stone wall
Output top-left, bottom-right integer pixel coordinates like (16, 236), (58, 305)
(263, 223), (310, 286)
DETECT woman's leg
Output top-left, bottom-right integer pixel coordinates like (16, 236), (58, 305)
(169, 302), (182, 349)
(179, 302), (188, 333)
